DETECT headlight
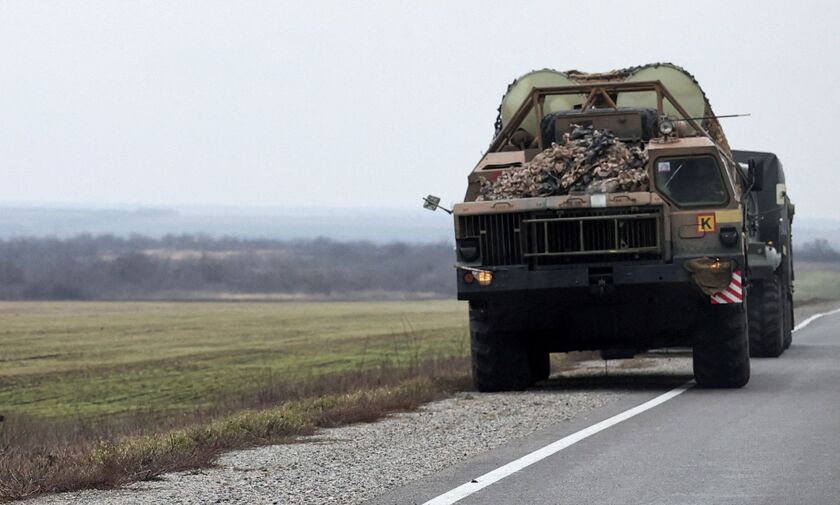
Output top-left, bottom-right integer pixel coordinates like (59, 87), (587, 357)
(476, 271), (493, 286)
(658, 119), (674, 136)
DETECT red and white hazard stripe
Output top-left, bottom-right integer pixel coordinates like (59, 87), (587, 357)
(711, 270), (743, 304)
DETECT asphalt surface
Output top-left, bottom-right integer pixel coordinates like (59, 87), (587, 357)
(371, 309), (840, 505)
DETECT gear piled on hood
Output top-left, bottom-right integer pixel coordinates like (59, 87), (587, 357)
(477, 126), (650, 201)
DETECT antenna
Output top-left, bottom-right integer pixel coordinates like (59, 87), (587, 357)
(681, 113), (751, 121)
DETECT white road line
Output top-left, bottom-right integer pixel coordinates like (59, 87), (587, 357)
(424, 306), (840, 505)
(423, 385), (690, 505)
(793, 307), (840, 333)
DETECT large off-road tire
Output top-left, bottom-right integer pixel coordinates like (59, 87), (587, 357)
(469, 304), (531, 392)
(783, 290), (794, 350)
(748, 276), (784, 358)
(693, 304), (750, 388)
(528, 350), (551, 383)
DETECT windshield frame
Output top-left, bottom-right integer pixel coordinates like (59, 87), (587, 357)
(652, 154), (731, 209)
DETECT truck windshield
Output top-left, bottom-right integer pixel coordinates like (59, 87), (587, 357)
(654, 155), (728, 207)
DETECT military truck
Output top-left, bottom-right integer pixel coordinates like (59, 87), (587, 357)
(736, 151), (795, 357)
(427, 64), (793, 390)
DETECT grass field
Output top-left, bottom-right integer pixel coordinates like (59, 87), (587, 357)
(0, 300), (469, 419)
(793, 269), (840, 306)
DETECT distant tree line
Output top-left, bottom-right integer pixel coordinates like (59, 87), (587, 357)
(0, 235), (455, 300)
(796, 238), (840, 262)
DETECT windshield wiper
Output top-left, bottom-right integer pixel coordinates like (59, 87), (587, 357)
(663, 163), (685, 188)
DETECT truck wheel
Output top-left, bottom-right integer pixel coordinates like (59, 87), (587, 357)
(748, 276), (784, 357)
(469, 304), (531, 392)
(693, 304), (750, 388)
(783, 291), (793, 350)
(529, 350), (550, 382)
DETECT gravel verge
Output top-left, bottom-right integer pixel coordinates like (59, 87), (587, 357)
(31, 389), (617, 505)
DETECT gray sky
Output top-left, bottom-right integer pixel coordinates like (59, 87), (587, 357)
(1, 1), (838, 218)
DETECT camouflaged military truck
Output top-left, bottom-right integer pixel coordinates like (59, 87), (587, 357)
(431, 64), (794, 390)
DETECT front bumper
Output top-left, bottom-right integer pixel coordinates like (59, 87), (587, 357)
(456, 255), (745, 301)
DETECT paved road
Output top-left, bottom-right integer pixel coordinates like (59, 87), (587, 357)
(372, 310), (840, 505)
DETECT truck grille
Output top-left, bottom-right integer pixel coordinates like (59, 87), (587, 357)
(458, 212), (526, 266)
(457, 207), (662, 267)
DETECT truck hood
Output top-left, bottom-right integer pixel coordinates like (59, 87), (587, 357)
(454, 191), (666, 216)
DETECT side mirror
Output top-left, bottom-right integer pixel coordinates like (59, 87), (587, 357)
(422, 195), (453, 215)
(747, 159), (764, 192)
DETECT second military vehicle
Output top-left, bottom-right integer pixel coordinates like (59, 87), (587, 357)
(427, 63), (794, 390)
(735, 150), (795, 357)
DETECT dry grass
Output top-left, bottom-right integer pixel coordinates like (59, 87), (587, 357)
(0, 358), (470, 502)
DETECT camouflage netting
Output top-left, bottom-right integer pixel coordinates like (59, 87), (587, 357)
(477, 126), (649, 201)
(493, 63), (732, 156)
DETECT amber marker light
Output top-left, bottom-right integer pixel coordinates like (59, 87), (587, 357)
(463, 272), (475, 284)
(476, 271), (493, 286)
(708, 258), (735, 271)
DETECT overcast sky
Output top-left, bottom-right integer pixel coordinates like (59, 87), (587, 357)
(1, 1), (838, 218)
